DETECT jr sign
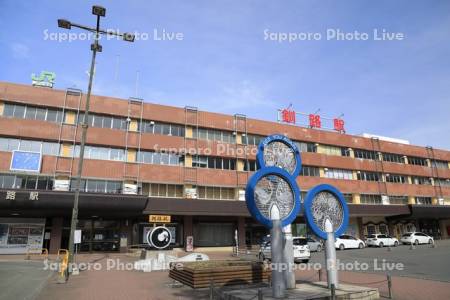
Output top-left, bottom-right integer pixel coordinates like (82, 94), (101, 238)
(31, 71), (56, 88)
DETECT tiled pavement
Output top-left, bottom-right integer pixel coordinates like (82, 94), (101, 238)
(1, 251), (449, 300)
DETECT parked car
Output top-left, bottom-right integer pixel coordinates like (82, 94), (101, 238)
(366, 234), (399, 247)
(259, 237), (311, 263)
(307, 237), (323, 252)
(400, 232), (434, 245)
(335, 235), (365, 250)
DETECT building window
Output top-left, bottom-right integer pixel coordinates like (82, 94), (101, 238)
(142, 121), (185, 137)
(149, 183), (183, 198)
(294, 141), (316, 153)
(70, 179), (122, 194)
(244, 160), (257, 172)
(0, 137), (60, 156)
(193, 128), (235, 143)
(383, 153), (404, 164)
(408, 156), (427, 166)
(0, 174), (54, 190)
(137, 151), (182, 166)
(366, 225), (376, 235)
(343, 193), (353, 203)
(300, 166), (320, 177)
(354, 149), (378, 160)
(74, 145), (126, 162)
(320, 145), (344, 156)
(324, 168), (353, 180)
(197, 186), (235, 200)
(357, 171), (380, 182)
(435, 179), (450, 187)
(242, 134), (264, 146)
(360, 194), (382, 204)
(415, 197), (432, 205)
(385, 174), (406, 184)
(432, 160), (449, 169)
(2, 103), (63, 123)
(411, 176), (432, 185)
(389, 196), (408, 205)
(341, 148), (351, 157)
(193, 155), (236, 170)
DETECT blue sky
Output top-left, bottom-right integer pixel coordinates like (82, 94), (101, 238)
(0, 1), (449, 149)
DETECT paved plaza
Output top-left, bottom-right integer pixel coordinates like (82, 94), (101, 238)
(1, 241), (450, 300)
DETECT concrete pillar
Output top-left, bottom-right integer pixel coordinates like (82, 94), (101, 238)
(49, 217), (63, 254)
(440, 220), (449, 239)
(119, 219), (132, 253)
(357, 217), (364, 240)
(319, 168), (325, 178)
(0, 101), (4, 115)
(403, 156), (408, 164)
(432, 197), (438, 205)
(408, 196), (416, 205)
(183, 216), (193, 247)
(352, 194), (361, 204)
(237, 159), (245, 171)
(407, 176), (413, 184)
(348, 148), (354, 158)
(236, 133), (243, 144)
(184, 154), (193, 167)
(237, 217), (246, 249)
(185, 126), (193, 138)
(127, 149), (137, 162)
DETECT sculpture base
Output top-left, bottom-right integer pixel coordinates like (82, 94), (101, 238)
(221, 281), (379, 300)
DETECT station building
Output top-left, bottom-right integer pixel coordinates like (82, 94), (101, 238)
(0, 81), (450, 254)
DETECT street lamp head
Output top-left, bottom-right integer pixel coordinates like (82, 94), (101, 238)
(58, 19), (72, 29)
(92, 5), (106, 17)
(123, 32), (135, 42)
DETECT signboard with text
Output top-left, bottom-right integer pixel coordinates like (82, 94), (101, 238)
(149, 215), (171, 223)
(277, 107), (345, 133)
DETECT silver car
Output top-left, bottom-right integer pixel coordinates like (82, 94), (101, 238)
(307, 237), (323, 252)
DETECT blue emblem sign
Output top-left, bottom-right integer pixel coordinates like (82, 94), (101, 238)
(303, 184), (349, 239)
(10, 151), (42, 173)
(246, 135), (302, 228)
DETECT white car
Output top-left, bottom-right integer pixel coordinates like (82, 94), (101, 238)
(366, 234), (399, 247)
(259, 237), (311, 263)
(400, 232), (434, 245)
(335, 235), (365, 250)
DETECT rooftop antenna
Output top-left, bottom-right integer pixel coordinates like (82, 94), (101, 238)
(114, 54), (120, 93)
(135, 70), (140, 98)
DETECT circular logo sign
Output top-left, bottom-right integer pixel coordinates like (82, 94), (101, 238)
(147, 226), (172, 249)
(246, 166), (301, 228)
(256, 134), (302, 177)
(303, 184), (349, 239)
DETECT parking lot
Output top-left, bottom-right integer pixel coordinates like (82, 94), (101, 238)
(308, 239), (450, 282)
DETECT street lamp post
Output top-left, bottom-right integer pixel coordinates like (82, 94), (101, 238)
(58, 6), (134, 279)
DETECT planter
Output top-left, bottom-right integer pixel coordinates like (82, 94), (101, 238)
(169, 260), (269, 288)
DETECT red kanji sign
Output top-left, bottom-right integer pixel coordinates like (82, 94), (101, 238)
(333, 118), (345, 132)
(309, 114), (321, 128)
(281, 108), (296, 124)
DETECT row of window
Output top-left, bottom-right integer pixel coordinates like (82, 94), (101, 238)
(0, 137), (60, 156)
(3, 103), (63, 123)
(197, 186), (235, 200)
(0, 173), (446, 204)
(324, 168), (353, 180)
(0, 174), (54, 190)
(2, 103), (449, 168)
(70, 179), (123, 194)
(193, 128), (235, 144)
(136, 151), (183, 166)
(385, 174), (406, 184)
(192, 155), (236, 170)
(148, 183), (184, 198)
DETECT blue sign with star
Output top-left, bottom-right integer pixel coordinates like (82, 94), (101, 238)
(10, 151), (42, 173)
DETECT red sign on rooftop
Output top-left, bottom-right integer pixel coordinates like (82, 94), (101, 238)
(278, 107), (345, 133)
